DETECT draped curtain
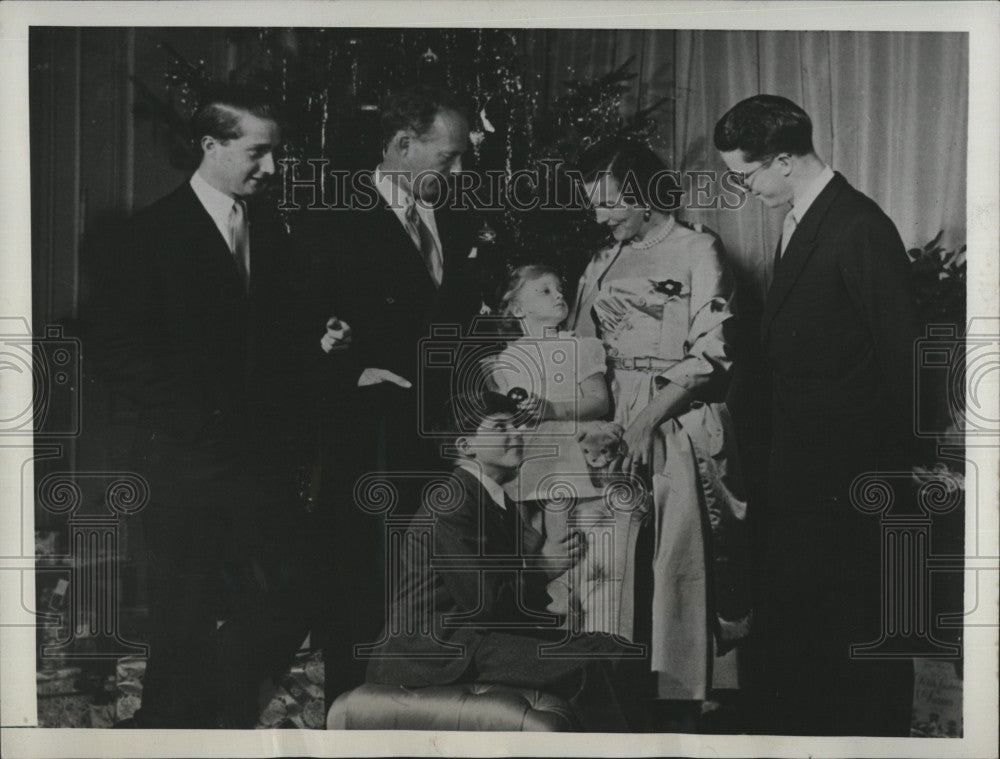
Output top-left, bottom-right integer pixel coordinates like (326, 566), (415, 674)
(672, 30), (968, 300)
(532, 30), (968, 303)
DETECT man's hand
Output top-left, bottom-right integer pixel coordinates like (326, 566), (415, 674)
(358, 367), (412, 389)
(320, 317), (352, 353)
(540, 527), (586, 578)
(560, 529), (585, 566)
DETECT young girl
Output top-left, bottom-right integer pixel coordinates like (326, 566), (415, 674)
(483, 265), (641, 633)
(488, 264), (609, 436)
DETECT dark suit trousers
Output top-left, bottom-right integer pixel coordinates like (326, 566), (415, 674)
(755, 596), (914, 736)
(753, 471), (914, 736)
(315, 383), (441, 703)
(464, 631), (649, 732)
(136, 473), (309, 728)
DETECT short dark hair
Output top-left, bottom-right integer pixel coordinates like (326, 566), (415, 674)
(713, 94), (814, 161)
(380, 84), (470, 147)
(440, 391), (518, 452)
(191, 84), (279, 149)
(577, 138), (680, 211)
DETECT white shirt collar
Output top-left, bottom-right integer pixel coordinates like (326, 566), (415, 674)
(374, 164), (414, 211)
(457, 460), (507, 510)
(190, 170), (238, 245)
(373, 163), (442, 249)
(791, 165), (835, 224)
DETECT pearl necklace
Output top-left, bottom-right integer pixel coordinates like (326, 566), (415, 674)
(628, 215), (676, 251)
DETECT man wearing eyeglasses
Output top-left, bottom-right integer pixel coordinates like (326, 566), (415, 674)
(714, 95), (921, 737)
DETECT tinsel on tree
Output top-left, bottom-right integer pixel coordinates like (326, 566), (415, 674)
(135, 29), (669, 307)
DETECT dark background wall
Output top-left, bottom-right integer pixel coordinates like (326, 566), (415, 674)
(31, 28), (242, 330)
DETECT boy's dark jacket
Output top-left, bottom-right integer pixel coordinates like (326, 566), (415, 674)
(366, 465), (552, 687)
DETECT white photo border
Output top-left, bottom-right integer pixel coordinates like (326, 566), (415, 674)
(1, 2), (997, 757)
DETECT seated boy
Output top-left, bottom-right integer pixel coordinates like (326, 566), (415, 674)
(364, 391), (646, 732)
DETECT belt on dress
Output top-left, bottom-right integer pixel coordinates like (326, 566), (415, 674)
(608, 356), (711, 408)
(607, 356), (677, 372)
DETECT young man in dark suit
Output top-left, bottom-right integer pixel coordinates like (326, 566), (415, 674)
(364, 391), (646, 732)
(715, 94), (920, 736)
(88, 86), (323, 728)
(302, 85), (484, 702)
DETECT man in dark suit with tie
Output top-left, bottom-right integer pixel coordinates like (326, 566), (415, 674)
(88, 85), (317, 727)
(364, 391), (646, 732)
(302, 85), (484, 701)
(715, 95), (920, 736)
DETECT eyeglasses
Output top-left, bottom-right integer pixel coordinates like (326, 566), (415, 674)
(734, 155), (777, 189)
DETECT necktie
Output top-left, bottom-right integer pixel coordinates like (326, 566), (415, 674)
(228, 200), (250, 292)
(779, 209), (798, 258)
(405, 200), (443, 287)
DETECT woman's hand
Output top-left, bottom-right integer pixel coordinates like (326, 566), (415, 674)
(617, 378), (695, 476)
(517, 393), (554, 423)
(620, 416), (657, 476)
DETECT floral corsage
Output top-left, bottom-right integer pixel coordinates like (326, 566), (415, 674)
(651, 278), (684, 297)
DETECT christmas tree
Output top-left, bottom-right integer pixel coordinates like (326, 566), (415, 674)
(135, 29), (669, 306)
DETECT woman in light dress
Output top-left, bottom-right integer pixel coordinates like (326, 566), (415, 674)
(570, 139), (751, 721)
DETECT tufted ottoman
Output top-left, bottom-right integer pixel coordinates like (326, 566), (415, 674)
(327, 682), (577, 731)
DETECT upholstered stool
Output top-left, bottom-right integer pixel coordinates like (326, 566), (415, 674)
(327, 682), (577, 731)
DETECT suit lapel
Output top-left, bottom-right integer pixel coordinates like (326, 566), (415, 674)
(453, 467), (515, 552)
(366, 172), (439, 291)
(378, 195), (420, 256)
(244, 200), (292, 302)
(174, 183), (247, 296)
(762, 173), (848, 337)
(435, 207), (467, 285)
(245, 200), (270, 297)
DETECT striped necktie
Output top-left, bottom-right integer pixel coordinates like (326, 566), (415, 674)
(228, 200), (250, 292)
(405, 200), (443, 287)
